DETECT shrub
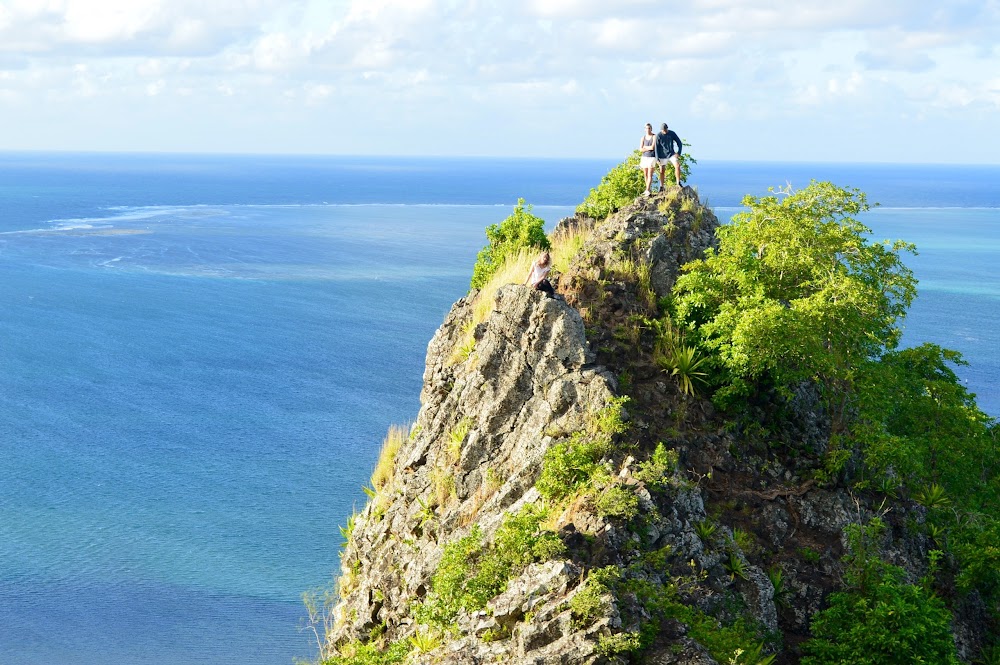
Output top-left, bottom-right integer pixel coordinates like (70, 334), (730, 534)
(635, 442), (679, 490)
(470, 198), (549, 290)
(537, 398), (629, 502)
(536, 433), (611, 502)
(421, 505), (564, 625)
(320, 640), (409, 665)
(801, 519), (959, 665)
(577, 148), (697, 219)
(595, 485), (640, 521)
(576, 151), (644, 220)
(570, 566), (621, 627)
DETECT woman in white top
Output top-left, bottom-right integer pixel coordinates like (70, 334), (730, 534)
(524, 251), (555, 298)
(638, 123), (656, 197)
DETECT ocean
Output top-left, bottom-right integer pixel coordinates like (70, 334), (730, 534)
(0, 153), (997, 664)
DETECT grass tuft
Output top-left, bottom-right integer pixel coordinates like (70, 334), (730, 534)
(371, 423), (410, 491)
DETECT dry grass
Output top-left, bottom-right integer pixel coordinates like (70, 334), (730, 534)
(430, 466), (456, 509)
(550, 223), (593, 274)
(448, 226), (593, 365)
(447, 417), (473, 465)
(448, 249), (536, 365)
(370, 423), (410, 491)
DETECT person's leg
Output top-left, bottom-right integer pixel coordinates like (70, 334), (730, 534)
(536, 279), (555, 298)
(674, 157), (682, 185)
(644, 167), (653, 195)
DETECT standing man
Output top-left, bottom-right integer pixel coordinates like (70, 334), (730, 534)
(655, 123), (683, 190)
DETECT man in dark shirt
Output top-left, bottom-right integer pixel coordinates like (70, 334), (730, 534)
(654, 123), (683, 190)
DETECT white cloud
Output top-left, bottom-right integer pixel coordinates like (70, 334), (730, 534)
(0, 0), (997, 160)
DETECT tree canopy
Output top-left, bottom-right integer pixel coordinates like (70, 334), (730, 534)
(673, 180), (917, 407)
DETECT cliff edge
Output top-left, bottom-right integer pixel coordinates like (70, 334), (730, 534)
(324, 187), (991, 664)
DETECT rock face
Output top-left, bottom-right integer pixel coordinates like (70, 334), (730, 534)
(332, 282), (618, 663)
(326, 188), (988, 664)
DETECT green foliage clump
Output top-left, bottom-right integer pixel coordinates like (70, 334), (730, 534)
(596, 631), (642, 655)
(470, 198), (550, 290)
(536, 432), (611, 502)
(419, 504), (564, 626)
(320, 640), (408, 665)
(576, 151), (644, 220)
(801, 519), (959, 665)
(854, 343), (1000, 600)
(635, 442), (679, 490)
(570, 566), (621, 626)
(673, 181), (917, 411)
(576, 148), (697, 219)
(595, 485), (640, 520)
(622, 575), (773, 663)
(537, 397), (629, 502)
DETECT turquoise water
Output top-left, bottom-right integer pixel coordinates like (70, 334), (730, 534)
(0, 155), (997, 664)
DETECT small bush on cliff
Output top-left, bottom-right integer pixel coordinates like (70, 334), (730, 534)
(576, 151), (644, 220)
(577, 148), (697, 219)
(470, 198), (549, 290)
(801, 518), (959, 665)
(418, 504), (564, 625)
(537, 397), (629, 502)
(318, 640), (409, 665)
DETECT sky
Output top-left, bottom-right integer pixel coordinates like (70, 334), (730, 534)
(0, 0), (998, 162)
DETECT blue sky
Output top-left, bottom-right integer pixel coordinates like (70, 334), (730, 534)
(0, 0), (997, 162)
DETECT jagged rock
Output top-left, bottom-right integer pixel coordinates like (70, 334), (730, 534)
(331, 274), (618, 658)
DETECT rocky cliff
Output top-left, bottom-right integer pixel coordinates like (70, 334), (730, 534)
(326, 187), (990, 664)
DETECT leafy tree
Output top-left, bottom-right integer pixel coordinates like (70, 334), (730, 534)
(802, 519), (959, 665)
(470, 198), (549, 290)
(577, 148), (697, 219)
(855, 344), (1000, 606)
(673, 181), (917, 414)
(856, 344), (997, 501)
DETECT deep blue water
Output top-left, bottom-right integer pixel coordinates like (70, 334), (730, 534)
(1, 153), (997, 665)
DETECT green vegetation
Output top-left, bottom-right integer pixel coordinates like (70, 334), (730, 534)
(634, 442), (679, 490)
(853, 343), (1000, 605)
(576, 150), (643, 220)
(536, 396), (629, 502)
(576, 148), (697, 219)
(446, 417), (473, 464)
(569, 565), (620, 627)
(470, 198), (550, 290)
(550, 222), (593, 274)
(674, 181), (917, 413)
(802, 519), (959, 665)
(317, 640), (409, 665)
(415, 504), (565, 627)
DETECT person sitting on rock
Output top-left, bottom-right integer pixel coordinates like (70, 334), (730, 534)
(524, 251), (555, 298)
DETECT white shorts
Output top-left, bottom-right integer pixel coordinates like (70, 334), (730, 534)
(639, 155), (657, 169)
(658, 155), (679, 166)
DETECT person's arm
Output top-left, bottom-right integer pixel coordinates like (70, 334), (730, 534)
(524, 262), (536, 285)
(673, 132), (682, 156)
